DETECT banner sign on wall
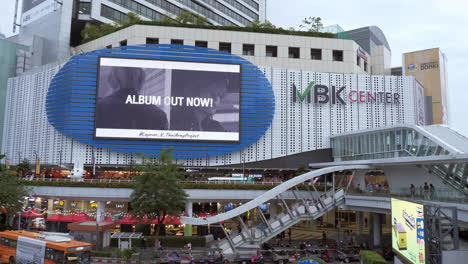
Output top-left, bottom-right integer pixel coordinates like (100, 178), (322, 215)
(16, 236), (46, 264)
(95, 57), (241, 142)
(391, 198), (425, 264)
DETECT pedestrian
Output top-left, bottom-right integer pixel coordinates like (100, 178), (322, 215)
(423, 182), (430, 200)
(322, 231), (327, 241)
(410, 184), (416, 198)
(366, 182), (373, 192)
(364, 217), (368, 228)
(429, 184), (435, 199)
(357, 183), (362, 193)
(287, 228), (292, 242)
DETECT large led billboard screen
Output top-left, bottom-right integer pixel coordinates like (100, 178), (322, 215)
(95, 57), (241, 142)
(391, 198), (425, 264)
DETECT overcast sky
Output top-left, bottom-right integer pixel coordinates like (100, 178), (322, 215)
(1, 0), (467, 134)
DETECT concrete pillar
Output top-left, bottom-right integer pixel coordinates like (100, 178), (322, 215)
(356, 211), (364, 234)
(47, 199), (54, 213)
(96, 201), (105, 222)
(184, 201), (193, 237)
(371, 213), (382, 249)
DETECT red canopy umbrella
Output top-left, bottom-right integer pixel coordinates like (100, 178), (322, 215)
(152, 215), (181, 225)
(103, 217), (114, 223)
(46, 214), (65, 222)
(21, 208), (45, 218)
(47, 212), (95, 222)
(70, 212), (95, 222)
(117, 214), (150, 225)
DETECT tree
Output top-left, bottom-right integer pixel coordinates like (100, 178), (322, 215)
(247, 19), (277, 30)
(0, 168), (28, 221)
(175, 10), (208, 25)
(16, 159), (31, 177)
(296, 163), (309, 176)
(300, 16), (323, 32)
(130, 149), (187, 253)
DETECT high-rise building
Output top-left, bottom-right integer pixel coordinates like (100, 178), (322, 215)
(403, 48), (448, 125)
(9, 0), (266, 66)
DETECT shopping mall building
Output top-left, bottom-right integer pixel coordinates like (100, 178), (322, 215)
(2, 23), (426, 171)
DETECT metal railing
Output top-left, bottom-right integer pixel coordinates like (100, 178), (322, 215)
(18, 177), (291, 185)
(347, 187), (468, 204)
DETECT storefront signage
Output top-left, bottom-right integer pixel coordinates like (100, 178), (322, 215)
(293, 82), (400, 105)
(407, 62), (439, 72)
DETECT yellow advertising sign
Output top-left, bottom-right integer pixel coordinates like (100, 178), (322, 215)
(391, 198), (425, 264)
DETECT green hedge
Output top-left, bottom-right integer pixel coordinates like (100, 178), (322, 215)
(110, 236), (205, 248)
(81, 21), (336, 44)
(91, 251), (112, 257)
(360, 250), (386, 264)
(22, 180), (326, 191)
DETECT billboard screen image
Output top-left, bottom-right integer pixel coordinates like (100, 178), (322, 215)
(95, 57), (241, 142)
(391, 198), (425, 264)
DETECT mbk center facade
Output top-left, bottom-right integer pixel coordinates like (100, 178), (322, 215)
(2, 25), (425, 170)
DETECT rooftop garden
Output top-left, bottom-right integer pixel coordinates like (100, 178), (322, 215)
(80, 12), (338, 44)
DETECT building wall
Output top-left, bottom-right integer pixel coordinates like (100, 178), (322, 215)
(0, 40), (29, 152)
(3, 60), (419, 167)
(74, 24), (371, 75)
(403, 48), (447, 124)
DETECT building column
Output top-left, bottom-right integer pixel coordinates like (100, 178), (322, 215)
(47, 199), (54, 213)
(356, 211), (364, 234)
(371, 213), (382, 250)
(96, 201), (105, 222)
(184, 201), (193, 237)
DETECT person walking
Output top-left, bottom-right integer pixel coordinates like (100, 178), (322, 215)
(423, 182), (430, 200)
(410, 184), (416, 198)
(287, 228), (292, 242)
(429, 184), (435, 200)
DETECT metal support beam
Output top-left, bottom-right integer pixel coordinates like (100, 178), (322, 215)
(219, 223), (237, 254)
(257, 207), (273, 232)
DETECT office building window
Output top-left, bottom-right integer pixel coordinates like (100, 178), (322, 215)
(266, 46), (277, 57)
(146, 38), (159, 44)
(243, 44), (255, 56)
(364, 61), (368, 72)
(119, 40), (127, 46)
(171, 39), (184, 45)
(219, 42), (231, 53)
(357, 56), (361, 66)
(310, 49), (322, 60)
(78, 2), (91, 15)
(100, 5), (127, 22)
(288, 47), (300, 59)
(195, 41), (208, 48)
(333, 50), (343, 61)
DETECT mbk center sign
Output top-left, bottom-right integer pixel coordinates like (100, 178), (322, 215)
(293, 81), (401, 105)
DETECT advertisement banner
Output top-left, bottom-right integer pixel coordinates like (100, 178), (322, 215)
(95, 57), (241, 142)
(391, 198), (425, 264)
(16, 236), (46, 264)
(22, 0), (55, 26)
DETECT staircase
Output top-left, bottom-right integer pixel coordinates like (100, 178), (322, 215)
(181, 165), (372, 254)
(218, 189), (346, 254)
